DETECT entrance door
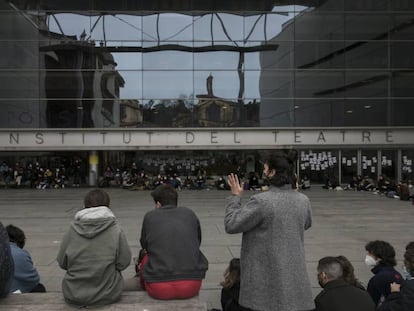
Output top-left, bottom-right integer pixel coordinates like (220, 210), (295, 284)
(299, 150), (339, 184)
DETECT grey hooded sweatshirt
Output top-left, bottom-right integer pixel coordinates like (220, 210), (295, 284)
(57, 206), (131, 306)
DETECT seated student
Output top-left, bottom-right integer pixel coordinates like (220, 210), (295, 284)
(138, 184), (208, 300)
(314, 256), (375, 311)
(57, 189), (131, 306)
(220, 258), (251, 311)
(6, 224), (45, 293)
(365, 240), (403, 307)
(0, 222), (14, 298)
(378, 245), (414, 311)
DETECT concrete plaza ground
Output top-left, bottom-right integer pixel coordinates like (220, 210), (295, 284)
(1, 187), (413, 309)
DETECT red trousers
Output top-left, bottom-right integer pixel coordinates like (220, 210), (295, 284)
(139, 254), (202, 300)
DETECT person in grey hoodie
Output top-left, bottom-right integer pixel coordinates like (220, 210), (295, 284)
(225, 150), (314, 311)
(57, 189), (131, 306)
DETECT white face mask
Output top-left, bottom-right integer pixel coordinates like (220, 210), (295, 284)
(402, 265), (413, 280)
(365, 255), (378, 268)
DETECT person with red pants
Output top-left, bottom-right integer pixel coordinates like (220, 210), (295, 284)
(138, 184), (208, 299)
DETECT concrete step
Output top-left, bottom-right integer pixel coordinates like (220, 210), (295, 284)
(0, 292), (207, 311)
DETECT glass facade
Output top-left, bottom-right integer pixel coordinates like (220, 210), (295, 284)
(2, 0), (414, 128)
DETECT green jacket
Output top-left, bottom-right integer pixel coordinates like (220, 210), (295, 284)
(57, 206), (131, 306)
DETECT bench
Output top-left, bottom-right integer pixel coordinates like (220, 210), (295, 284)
(0, 292), (207, 311)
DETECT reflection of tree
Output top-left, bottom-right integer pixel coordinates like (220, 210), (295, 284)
(140, 96), (260, 128)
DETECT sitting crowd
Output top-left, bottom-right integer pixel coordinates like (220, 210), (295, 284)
(325, 174), (414, 203)
(0, 183), (413, 310)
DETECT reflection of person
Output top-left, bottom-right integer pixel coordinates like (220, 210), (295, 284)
(314, 256), (375, 311)
(365, 240), (403, 306)
(57, 189), (131, 306)
(139, 185), (208, 299)
(6, 224), (45, 293)
(378, 245), (414, 311)
(220, 258), (251, 311)
(225, 151), (314, 311)
(0, 222), (14, 298)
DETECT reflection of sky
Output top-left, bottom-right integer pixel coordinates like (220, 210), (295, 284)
(47, 7), (302, 101)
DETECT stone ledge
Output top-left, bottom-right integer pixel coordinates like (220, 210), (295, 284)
(0, 292), (207, 311)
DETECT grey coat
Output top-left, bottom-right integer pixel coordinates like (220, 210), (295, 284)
(225, 185), (314, 311)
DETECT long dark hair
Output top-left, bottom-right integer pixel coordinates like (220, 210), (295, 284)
(220, 258), (241, 289)
(265, 149), (298, 187)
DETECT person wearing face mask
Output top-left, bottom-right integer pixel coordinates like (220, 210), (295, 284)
(365, 240), (403, 307)
(377, 246), (414, 311)
(314, 256), (375, 311)
(225, 150), (314, 311)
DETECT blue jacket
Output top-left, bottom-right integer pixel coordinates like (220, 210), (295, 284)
(367, 264), (403, 306)
(9, 243), (40, 293)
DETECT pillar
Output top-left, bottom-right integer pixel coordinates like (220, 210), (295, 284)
(88, 151), (99, 187)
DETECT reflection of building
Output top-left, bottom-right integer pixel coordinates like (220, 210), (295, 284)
(196, 74), (239, 127)
(120, 100), (142, 127)
(1, 0), (414, 186)
(42, 42), (124, 128)
(0, 0), (124, 128)
(260, 0), (414, 127)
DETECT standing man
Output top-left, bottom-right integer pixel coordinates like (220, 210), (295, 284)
(139, 184), (208, 299)
(57, 189), (131, 306)
(225, 151), (314, 311)
(315, 256), (375, 311)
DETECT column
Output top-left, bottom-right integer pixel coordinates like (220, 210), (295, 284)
(88, 151), (99, 187)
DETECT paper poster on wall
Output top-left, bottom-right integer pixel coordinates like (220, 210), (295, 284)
(367, 160), (372, 166)
(363, 164), (367, 169)
(372, 157), (377, 163)
(342, 157), (347, 164)
(347, 160), (352, 166)
(332, 157), (337, 163)
(301, 164), (306, 170)
(371, 166), (376, 173)
(407, 160), (412, 166)
(387, 160), (392, 166)
(352, 157), (357, 164)
(362, 156), (367, 161)
(311, 165), (315, 171)
(316, 165), (320, 171)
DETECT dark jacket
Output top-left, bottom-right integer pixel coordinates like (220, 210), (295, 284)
(0, 222), (14, 298)
(367, 265), (403, 306)
(140, 205), (208, 282)
(378, 279), (414, 311)
(314, 279), (376, 311)
(221, 283), (252, 311)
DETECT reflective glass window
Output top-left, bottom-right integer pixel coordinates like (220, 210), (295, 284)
(341, 150), (358, 185)
(345, 14), (389, 41)
(361, 150), (378, 180)
(401, 150), (414, 181)
(381, 150), (397, 181)
(143, 70), (193, 100)
(295, 13), (344, 41)
(294, 70), (345, 98)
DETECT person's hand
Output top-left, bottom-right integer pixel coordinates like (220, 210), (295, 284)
(227, 173), (243, 196)
(390, 282), (400, 293)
